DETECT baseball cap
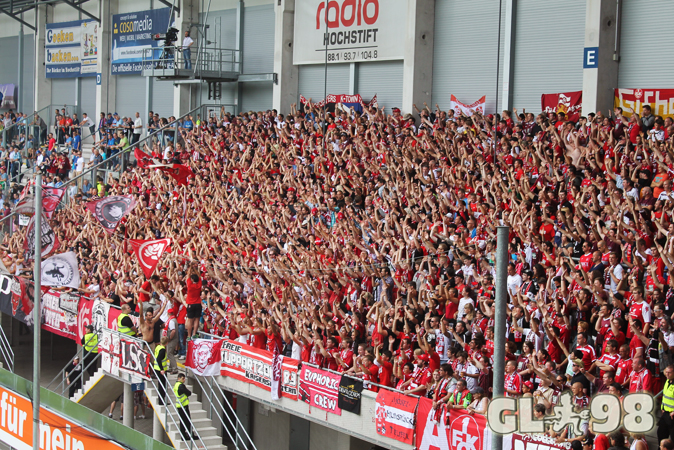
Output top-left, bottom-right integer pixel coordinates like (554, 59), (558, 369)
(581, 437), (593, 447)
(524, 381), (533, 390)
(418, 354), (430, 362)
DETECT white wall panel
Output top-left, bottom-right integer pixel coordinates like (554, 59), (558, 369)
(298, 64), (350, 103)
(357, 61), (404, 110)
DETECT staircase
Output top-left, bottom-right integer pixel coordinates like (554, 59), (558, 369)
(70, 367), (124, 412)
(145, 373), (227, 450)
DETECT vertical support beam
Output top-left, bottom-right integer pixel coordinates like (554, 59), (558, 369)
(153, 410), (165, 443)
(500, 0), (516, 111)
(75, 77), (81, 117)
(173, 0), (200, 117)
(123, 382), (134, 428)
(145, 77), (153, 140)
(272, 0), (299, 112)
(401, 0), (435, 115)
(18, 21), (24, 114)
(348, 62), (357, 95)
(234, 0), (244, 114)
(34, 5), (53, 112)
(491, 226), (509, 450)
(32, 174), (43, 450)
(582, 0), (618, 116)
(95, 0), (117, 118)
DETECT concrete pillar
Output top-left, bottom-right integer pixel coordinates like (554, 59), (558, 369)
(95, 0), (118, 118)
(401, 0), (435, 115)
(18, 23), (24, 114)
(153, 410), (165, 443)
(272, 0), (299, 113)
(500, 0), (517, 111)
(348, 63), (357, 95)
(34, 5), (53, 112)
(581, 0), (618, 116)
(173, 0), (199, 117)
(123, 382), (134, 428)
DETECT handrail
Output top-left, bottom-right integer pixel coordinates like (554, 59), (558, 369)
(0, 104), (202, 224)
(45, 331), (101, 397)
(0, 325), (14, 372)
(1, 106), (50, 147)
(189, 372), (258, 450)
(105, 327), (207, 449)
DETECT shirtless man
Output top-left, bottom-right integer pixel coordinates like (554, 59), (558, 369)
(139, 300), (167, 347)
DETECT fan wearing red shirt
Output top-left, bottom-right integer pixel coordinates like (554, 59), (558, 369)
(358, 355), (379, 392)
(333, 338), (354, 372)
(575, 332), (596, 371)
(593, 339), (621, 378)
(504, 360), (522, 397)
(184, 264), (203, 340)
(628, 357), (652, 393)
(375, 345), (393, 387)
(614, 344), (633, 386)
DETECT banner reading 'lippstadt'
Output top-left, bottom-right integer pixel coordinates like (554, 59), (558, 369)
(293, 0), (406, 65)
(111, 8), (173, 75)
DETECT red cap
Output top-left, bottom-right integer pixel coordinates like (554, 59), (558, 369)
(311, 207), (319, 215)
(418, 354), (430, 362)
(524, 381), (534, 390)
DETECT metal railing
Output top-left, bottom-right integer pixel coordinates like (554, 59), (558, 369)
(141, 46), (241, 78)
(1, 105), (49, 148)
(0, 325), (14, 372)
(194, 331), (258, 450)
(106, 327), (208, 450)
(45, 332), (101, 397)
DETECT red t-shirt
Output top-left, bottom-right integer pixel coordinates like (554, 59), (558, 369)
(138, 281), (151, 303)
(185, 277), (202, 305)
(378, 360), (393, 387)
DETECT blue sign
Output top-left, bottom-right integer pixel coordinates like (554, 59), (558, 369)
(131, 382), (145, 392)
(111, 8), (173, 75)
(583, 47), (598, 68)
(96, 73), (102, 85)
(45, 19), (98, 78)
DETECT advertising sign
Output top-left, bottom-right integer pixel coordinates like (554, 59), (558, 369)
(293, 0), (406, 65)
(614, 88), (674, 120)
(0, 386), (126, 450)
(375, 389), (418, 445)
(220, 339), (299, 400)
(118, 338), (152, 381)
(45, 19), (98, 78)
(298, 365), (341, 415)
(111, 8), (172, 75)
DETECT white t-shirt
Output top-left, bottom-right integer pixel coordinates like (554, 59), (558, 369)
(457, 296), (475, 322)
(507, 274), (522, 297)
(134, 117), (143, 135)
(75, 156), (84, 172)
(159, 294), (170, 323)
(182, 36), (194, 48)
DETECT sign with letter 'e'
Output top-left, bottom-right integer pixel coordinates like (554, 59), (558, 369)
(293, 0), (407, 65)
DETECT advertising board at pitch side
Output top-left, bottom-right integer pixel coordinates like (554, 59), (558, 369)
(293, 0), (406, 65)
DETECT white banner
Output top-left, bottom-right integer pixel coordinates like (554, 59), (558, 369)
(450, 94), (486, 117)
(293, 0), (407, 65)
(41, 251), (80, 289)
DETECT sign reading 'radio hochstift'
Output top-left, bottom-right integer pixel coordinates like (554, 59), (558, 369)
(293, 0), (406, 65)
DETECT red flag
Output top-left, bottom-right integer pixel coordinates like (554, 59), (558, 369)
(186, 338), (224, 376)
(130, 238), (171, 278)
(541, 90), (582, 122)
(42, 187), (65, 219)
(86, 195), (137, 234)
(155, 164), (194, 186)
(23, 213), (59, 260)
(134, 147), (156, 169)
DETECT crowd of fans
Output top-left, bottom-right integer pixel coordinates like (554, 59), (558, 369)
(2, 99), (674, 446)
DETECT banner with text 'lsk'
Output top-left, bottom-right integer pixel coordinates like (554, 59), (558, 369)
(220, 339), (299, 399)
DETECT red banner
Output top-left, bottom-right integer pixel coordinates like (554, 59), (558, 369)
(220, 339), (299, 399)
(375, 389), (418, 445)
(40, 288), (79, 340)
(77, 298), (125, 343)
(415, 397), (491, 450)
(299, 365), (341, 415)
(614, 88), (674, 119)
(541, 91), (582, 122)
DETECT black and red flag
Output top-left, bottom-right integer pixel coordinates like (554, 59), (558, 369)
(134, 147), (159, 169)
(85, 195), (137, 234)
